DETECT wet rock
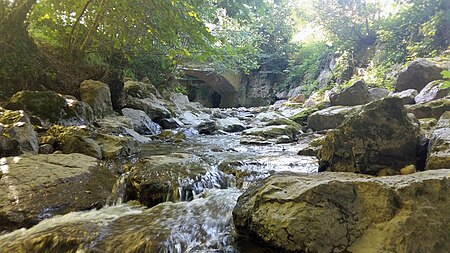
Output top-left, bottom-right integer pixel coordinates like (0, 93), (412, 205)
(368, 87), (389, 101)
(95, 116), (133, 134)
(159, 117), (183, 129)
(2, 91), (93, 126)
(307, 105), (362, 131)
(80, 80), (114, 118)
(154, 130), (187, 143)
(0, 189), (240, 253)
(216, 117), (246, 132)
(38, 144), (54, 154)
(405, 98), (450, 119)
(241, 125), (299, 145)
(197, 121), (218, 135)
(426, 111), (450, 170)
(128, 153), (228, 207)
(233, 170), (450, 253)
(124, 79), (161, 99)
(96, 134), (140, 159)
(415, 80), (450, 104)
(44, 126), (102, 159)
(121, 108), (161, 135)
(330, 80), (370, 106)
(318, 97), (423, 175)
(265, 117), (302, 131)
(394, 58), (448, 92)
(0, 108), (38, 155)
(0, 153), (116, 232)
(388, 89), (418, 105)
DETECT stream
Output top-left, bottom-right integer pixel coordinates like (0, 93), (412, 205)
(0, 131), (318, 252)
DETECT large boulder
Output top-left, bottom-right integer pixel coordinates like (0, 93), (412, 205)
(241, 125), (299, 145)
(233, 170), (450, 253)
(0, 153), (116, 232)
(0, 108), (38, 155)
(415, 80), (450, 104)
(2, 91), (93, 126)
(128, 153), (228, 207)
(80, 80), (114, 118)
(426, 111), (450, 170)
(125, 95), (172, 121)
(95, 134), (140, 159)
(405, 98), (450, 119)
(368, 87), (389, 101)
(388, 89), (418, 105)
(307, 105), (362, 131)
(124, 79), (161, 99)
(318, 97), (423, 175)
(394, 58), (448, 92)
(330, 80), (370, 106)
(121, 108), (161, 135)
(216, 117), (246, 132)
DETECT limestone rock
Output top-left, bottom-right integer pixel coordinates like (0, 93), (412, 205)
(0, 153), (116, 232)
(128, 153), (228, 207)
(154, 130), (187, 143)
(265, 117), (302, 132)
(233, 170), (450, 253)
(241, 125), (299, 145)
(318, 97), (423, 175)
(159, 117), (183, 129)
(124, 80), (161, 99)
(0, 108), (38, 155)
(216, 117), (246, 132)
(289, 107), (321, 125)
(394, 58), (448, 92)
(415, 80), (450, 104)
(121, 108), (161, 135)
(368, 87), (389, 101)
(405, 98), (450, 119)
(304, 90), (332, 108)
(297, 135), (325, 156)
(125, 95), (172, 121)
(388, 89), (418, 105)
(330, 80), (370, 106)
(419, 118), (438, 138)
(2, 91), (92, 126)
(80, 80), (114, 118)
(197, 121), (218, 135)
(426, 111), (450, 170)
(307, 105), (362, 131)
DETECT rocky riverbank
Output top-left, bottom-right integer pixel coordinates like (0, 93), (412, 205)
(0, 56), (449, 252)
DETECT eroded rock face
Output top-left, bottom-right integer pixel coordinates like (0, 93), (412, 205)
(307, 105), (362, 131)
(125, 95), (172, 121)
(233, 170), (450, 253)
(394, 58), (448, 92)
(80, 80), (114, 118)
(0, 153), (116, 233)
(406, 98), (450, 119)
(415, 80), (450, 104)
(318, 97), (423, 174)
(128, 153), (228, 207)
(330, 80), (370, 106)
(426, 111), (450, 170)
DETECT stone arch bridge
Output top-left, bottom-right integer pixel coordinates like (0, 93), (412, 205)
(178, 67), (242, 107)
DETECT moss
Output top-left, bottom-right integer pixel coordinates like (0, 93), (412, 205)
(2, 91), (67, 123)
(266, 118), (302, 131)
(289, 106), (321, 125)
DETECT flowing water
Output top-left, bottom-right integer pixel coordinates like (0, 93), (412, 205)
(0, 131), (318, 252)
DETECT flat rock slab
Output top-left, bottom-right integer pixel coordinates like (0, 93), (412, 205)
(0, 153), (116, 232)
(233, 170), (450, 253)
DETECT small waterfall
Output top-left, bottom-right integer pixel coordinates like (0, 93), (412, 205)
(107, 172), (129, 205)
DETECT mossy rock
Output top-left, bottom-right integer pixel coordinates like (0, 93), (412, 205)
(2, 91), (66, 124)
(406, 98), (450, 119)
(266, 117), (302, 131)
(289, 104), (327, 125)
